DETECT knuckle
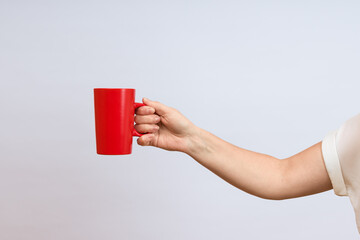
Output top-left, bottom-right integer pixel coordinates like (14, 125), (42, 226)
(140, 106), (149, 112)
(135, 124), (144, 132)
(136, 115), (145, 122)
(148, 107), (155, 114)
(146, 137), (152, 146)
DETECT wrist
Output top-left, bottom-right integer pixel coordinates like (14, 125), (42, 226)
(183, 126), (211, 157)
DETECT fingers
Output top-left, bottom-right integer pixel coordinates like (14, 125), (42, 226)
(135, 106), (155, 115)
(134, 105), (161, 141)
(142, 98), (170, 116)
(134, 114), (161, 124)
(134, 123), (159, 133)
(137, 133), (155, 146)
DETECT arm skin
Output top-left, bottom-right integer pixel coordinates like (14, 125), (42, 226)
(134, 98), (333, 200)
(186, 128), (332, 200)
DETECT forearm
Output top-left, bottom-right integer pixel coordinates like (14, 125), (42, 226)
(185, 127), (288, 200)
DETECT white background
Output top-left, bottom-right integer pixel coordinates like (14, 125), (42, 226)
(0, 0), (359, 239)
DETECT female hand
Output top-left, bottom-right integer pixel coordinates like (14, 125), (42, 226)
(134, 98), (198, 153)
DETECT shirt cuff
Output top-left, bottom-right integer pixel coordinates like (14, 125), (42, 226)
(322, 131), (348, 196)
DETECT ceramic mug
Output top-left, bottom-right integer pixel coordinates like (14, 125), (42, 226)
(94, 88), (145, 155)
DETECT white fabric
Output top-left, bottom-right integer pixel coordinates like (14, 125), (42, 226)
(322, 113), (360, 233)
(321, 131), (347, 196)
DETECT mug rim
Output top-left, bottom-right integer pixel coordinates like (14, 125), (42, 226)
(94, 88), (135, 90)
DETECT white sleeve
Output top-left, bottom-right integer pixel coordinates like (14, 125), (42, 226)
(322, 113), (360, 233)
(321, 130), (347, 196)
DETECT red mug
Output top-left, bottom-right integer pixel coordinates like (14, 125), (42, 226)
(94, 88), (145, 155)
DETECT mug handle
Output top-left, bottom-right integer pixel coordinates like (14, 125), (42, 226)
(132, 102), (146, 137)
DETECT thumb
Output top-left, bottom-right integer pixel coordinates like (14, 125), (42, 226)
(143, 97), (169, 116)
